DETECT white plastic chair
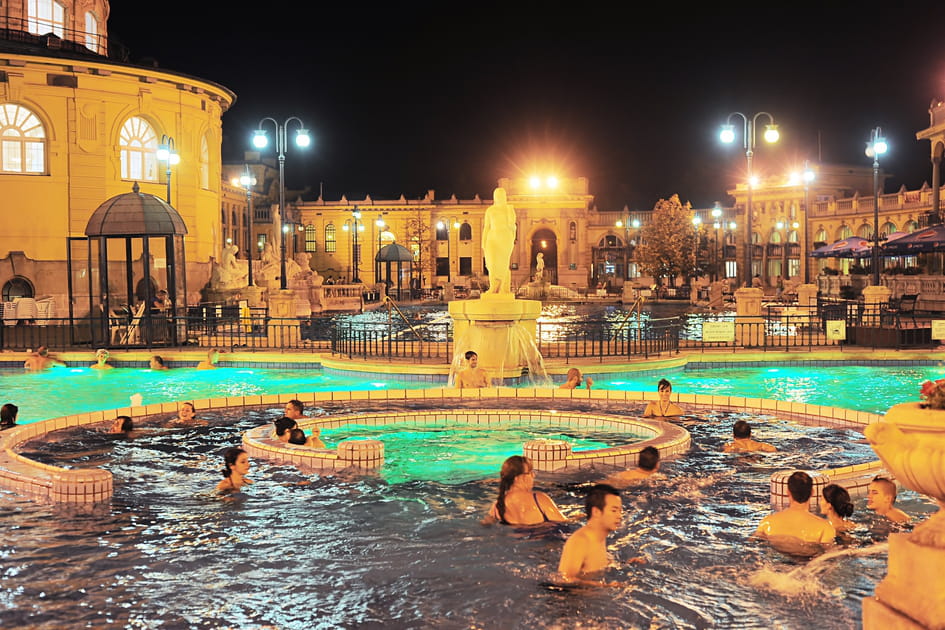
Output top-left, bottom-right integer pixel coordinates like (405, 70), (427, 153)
(2, 302), (16, 326)
(14, 297), (37, 322)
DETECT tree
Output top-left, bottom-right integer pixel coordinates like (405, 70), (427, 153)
(403, 209), (435, 288)
(632, 194), (698, 286)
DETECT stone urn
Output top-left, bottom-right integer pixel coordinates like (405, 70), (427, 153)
(863, 402), (945, 629)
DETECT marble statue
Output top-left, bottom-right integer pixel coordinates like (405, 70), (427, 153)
(482, 187), (516, 295)
(534, 252), (545, 283)
(210, 243), (248, 290)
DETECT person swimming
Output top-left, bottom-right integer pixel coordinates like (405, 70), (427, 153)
(559, 367), (593, 391)
(820, 483), (855, 532)
(607, 446), (660, 484)
(149, 355), (169, 370)
(754, 471), (835, 548)
(722, 420), (776, 453)
(91, 348), (113, 370)
(24, 346), (65, 370)
(484, 455), (567, 526)
(216, 447), (252, 493)
(867, 476), (910, 524)
(107, 415), (134, 434)
(642, 378), (683, 417)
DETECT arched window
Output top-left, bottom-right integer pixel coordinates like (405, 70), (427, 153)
(569, 222), (577, 242)
(903, 220), (919, 233)
(880, 221), (897, 238)
(769, 230), (782, 244)
(857, 223), (873, 239)
(84, 12), (100, 53)
(597, 235), (618, 247)
(119, 116), (158, 181)
(199, 135), (210, 189)
(435, 223), (448, 240)
(305, 224), (317, 252)
(2, 276), (34, 300)
(459, 222), (472, 241)
(788, 230), (799, 243)
(0, 104), (46, 174)
(325, 223), (336, 253)
(837, 225), (853, 240)
(28, 0), (65, 37)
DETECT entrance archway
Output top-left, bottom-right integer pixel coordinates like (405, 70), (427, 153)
(529, 228), (558, 284)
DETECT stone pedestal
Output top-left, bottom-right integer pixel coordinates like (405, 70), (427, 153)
(734, 287), (764, 347)
(267, 289), (300, 346)
(863, 534), (945, 630)
(797, 283), (818, 308)
(242, 285), (265, 308)
(448, 296), (541, 376)
(863, 285), (893, 322)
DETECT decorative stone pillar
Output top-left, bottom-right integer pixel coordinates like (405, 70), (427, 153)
(267, 289), (300, 346)
(241, 285), (265, 308)
(524, 439), (572, 472)
(734, 287), (764, 347)
(337, 439), (385, 469)
(796, 284), (818, 308)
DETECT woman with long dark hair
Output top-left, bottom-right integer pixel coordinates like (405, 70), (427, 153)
(216, 447), (253, 493)
(484, 455), (567, 526)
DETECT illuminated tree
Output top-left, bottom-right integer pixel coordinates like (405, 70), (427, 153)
(632, 194), (698, 286)
(403, 209), (435, 288)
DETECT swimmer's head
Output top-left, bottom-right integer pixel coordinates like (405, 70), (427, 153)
(585, 484), (621, 523)
(733, 420), (752, 439)
(637, 446), (660, 472)
(111, 415), (133, 433)
(0, 403), (18, 426)
(868, 476), (898, 511)
(221, 447), (248, 478)
(657, 378), (672, 392)
(95, 348), (110, 360)
(274, 416), (298, 439)
(284, 400), (304, 419)
(821, 483), (854, 518)
(37, 346), (49, 357)
(566, 368), (582, 381)
(288, 428), (307, 445)
(149, 355), (165, 369)
(787, 471), (813, 504)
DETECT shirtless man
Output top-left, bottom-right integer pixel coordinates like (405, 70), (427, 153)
(456, 351), (491, 389)
(608, 446), (660, 484)
(284, 399), (306, 421)
(723, 420), (776, 453)
(90, 348), (113, 370)
(24, 346), (65, 370)
(196, 348), (219, 370)
(642, 378), (683, 417)
(754, 471), (835, 546)
(558, 484), (645, 585)
(867, 476), (910, 524)
(559, 367), (593, 391)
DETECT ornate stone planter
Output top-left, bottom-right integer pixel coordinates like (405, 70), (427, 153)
(863, 402), (945, 630)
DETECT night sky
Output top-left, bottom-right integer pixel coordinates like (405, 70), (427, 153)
(108, 3), (945, 211)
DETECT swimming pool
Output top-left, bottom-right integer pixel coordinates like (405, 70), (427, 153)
(6, 399), (937, 629)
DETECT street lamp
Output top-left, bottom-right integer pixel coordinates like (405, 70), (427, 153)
(866, 127), (888, 286)
(719, 112), (780, 286)
(615, 216), (641, 282)
(231, 165), (257, 286)
(342, 208), (364, 283)
(436, 218), (460, 282)
(252, 116), (311, 290)
(374, 216), (386, 283)
(790, 162), (817, 283)
(711, 203), (723, 281)
(692, 215), (704, 280)
(156, 135), (179, 204)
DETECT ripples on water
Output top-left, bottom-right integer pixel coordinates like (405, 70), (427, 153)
(1, 401), (938, 629)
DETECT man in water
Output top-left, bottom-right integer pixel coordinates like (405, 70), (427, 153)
(608, 446), (660, 484)
(754, 471), (835, 546)
(559, 367), (593, 391)
(723, 420), (776, 453)
(24, 346), (65, 370)
(558, 484), (645, 584)
(456, 350), (491, 389)
(284, 399), (306, 421)
(867, 476), (910, 524)
(196, 348), (219, 370)
(108, 415), (134, 434)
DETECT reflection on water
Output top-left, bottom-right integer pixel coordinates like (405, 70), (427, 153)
(3, 399), (938, 628)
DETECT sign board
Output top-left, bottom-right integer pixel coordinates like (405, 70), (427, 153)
(932, 320), (945, 340)
(702, 321), (735, 343)
(154, 257), (167, 269)
(826, 320), (846, 341)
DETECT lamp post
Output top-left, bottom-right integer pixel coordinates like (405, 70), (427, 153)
(615, 217), (640, 283)
(343, 208), (364, 283)
(692, 215), (703, 281)
(711, 203), (723, 281)
(156, 135), (179, 204)
(719, 112), (780, 286)
(866, 127), (888, 286)
(252, 116), (311, 290)
(436, 218), (459, 282)
(797, 162), (816, 283)
(375, 216), (385, 283)
(233, 165), (257, 287)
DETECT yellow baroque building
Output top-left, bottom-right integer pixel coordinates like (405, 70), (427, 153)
(0, 0), (234, 310)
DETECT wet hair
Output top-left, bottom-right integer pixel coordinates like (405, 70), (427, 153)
(495, 455), (532, 522)
(733, 420), (752, 439)
(465, 350), (478, 361)
(150, 355), (165, 367)
(871, 476), (898, 502)
(288, 428), (307, 445)
(95, 348), (109, 358)
(566, 368), (582, 381)
(657, 378), (672, 391)
(221, 447), (246, 478)
(585, 484), (620, 518)
(0, 403), (18, 427)
(274, 416), (298, 437)
(787, 471), (814, 503)
(116, 416), (133, 432)
(822, 483), (854, 518)
(637, 446), (660, 471)
(37, 346), (49, 357)
(286, 399), (304, 415)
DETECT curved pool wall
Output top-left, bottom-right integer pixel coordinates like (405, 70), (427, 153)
(1, 386), (887, 504)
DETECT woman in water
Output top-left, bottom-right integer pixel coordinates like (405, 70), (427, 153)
(820, 483), (856, 532)
(642, 378), (684, 417)
(216, 447), (252, 493)
(484, 455), (567, 526)
(172, 402), (206, 426)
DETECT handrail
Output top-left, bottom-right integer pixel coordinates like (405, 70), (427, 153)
(384, 296), (423, 341)
(613, 294), (646, 333)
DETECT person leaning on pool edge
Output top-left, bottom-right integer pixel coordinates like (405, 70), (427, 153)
(642, 378), (683, 417)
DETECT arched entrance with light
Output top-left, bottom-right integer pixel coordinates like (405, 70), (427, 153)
(529, 228), (557, 284)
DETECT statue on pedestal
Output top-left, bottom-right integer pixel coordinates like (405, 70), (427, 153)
(482, 187), (516, 295)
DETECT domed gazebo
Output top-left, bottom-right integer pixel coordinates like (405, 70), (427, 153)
(375, 243), (415, 301)
(70, 183), (188, 347)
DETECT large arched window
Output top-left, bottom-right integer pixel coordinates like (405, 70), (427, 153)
(857, 223), (873, 239)
(199, 134), (210, 189)
(903, 220), (919, 233)
(459, 222), (472, 241)
(2, 276), (34, 300)
(305, 224), (317, 252)
(119, 116), (158, 181)
(84, 12), (100, 53)
(28, 0), (65, 37)
(837, 225), (853, 240)
(880, 221), (897, 238)
(325, 223), (336, 253)
(0, 104), (46, 174)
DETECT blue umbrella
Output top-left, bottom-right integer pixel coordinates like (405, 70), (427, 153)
(809, 237), (873, 258)
(881, 224), (945, 254)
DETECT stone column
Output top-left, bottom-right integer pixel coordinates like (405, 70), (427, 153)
(735, 287), (764, 347)
(267, 289), (300, 346)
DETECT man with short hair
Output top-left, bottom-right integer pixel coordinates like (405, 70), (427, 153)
(456, 350), (491, 389)
(24, 346), (65, 370)
(284, 399), (305, 421)
(609, 446), (660, 483)
(558, 484), (645, 584)
(867, 476), (910, 524)
(723, 420), (776, 453)
(754, 471), (835, 545)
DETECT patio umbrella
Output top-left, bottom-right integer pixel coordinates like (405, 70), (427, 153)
(880, 224), (945, 254)
(809, 237), (873, 258)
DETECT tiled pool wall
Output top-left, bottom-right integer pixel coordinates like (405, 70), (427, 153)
(0, 387), (890, 505)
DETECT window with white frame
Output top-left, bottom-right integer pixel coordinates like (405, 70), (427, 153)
(0, 104), (46, 174)
(119, 117), (158, 181)
(28, 0), (66, 37)
(84, 12), (99, 52)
